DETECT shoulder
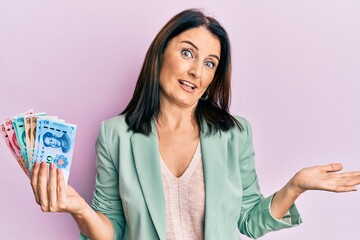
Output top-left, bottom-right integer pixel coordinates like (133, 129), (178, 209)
(228, 115), (255, 159)
(220, 115), (254, 151)
(99, 115), (134, 141)
(230, 115), (253, 137)
(233, 115), (251, 128)
(102, 115), (128, 131)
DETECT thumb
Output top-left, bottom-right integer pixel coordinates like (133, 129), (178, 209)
(323, 163), (343, 173)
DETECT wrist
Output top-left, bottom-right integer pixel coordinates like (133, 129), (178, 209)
(71, 199), (90, 218)
(287, 173), (306, 196)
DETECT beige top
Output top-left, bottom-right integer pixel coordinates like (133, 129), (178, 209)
(160, 142), (205, 240)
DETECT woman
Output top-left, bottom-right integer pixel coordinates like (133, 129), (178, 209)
(31, 9), (360, 240)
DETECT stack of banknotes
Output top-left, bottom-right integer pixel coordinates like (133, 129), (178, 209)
(1, 109), (77, 185)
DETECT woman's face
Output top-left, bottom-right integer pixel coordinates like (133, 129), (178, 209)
(159, 26), (221, 109)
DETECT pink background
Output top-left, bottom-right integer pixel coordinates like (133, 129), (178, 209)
(1, 1), (359, 239)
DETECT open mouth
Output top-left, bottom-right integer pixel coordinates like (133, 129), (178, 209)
(178, 80), (197, 90)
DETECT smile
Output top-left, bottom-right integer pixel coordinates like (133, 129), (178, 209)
(178, 80), (197, 90)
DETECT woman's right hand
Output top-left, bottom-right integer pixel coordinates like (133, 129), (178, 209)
(31, 161), (87, 214)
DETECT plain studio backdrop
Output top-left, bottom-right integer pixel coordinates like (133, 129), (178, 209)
(0, 1), (359, 239)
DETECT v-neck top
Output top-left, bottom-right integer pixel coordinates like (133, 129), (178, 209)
(160, 142), (205, 240)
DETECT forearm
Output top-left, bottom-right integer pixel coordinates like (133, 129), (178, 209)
(71, 203), (114, 240)
(270, 180), (302, 220)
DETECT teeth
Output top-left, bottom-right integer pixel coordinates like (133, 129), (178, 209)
(179, 80), (195, 89)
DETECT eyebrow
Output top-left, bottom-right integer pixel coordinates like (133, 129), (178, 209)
(180, 40), (220, 62)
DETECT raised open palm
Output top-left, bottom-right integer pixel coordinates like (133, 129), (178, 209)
(291, 163), (360, 194)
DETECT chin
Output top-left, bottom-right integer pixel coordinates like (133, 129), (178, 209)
(175, 97), (199, 108)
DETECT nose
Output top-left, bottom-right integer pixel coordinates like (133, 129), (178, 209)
(188, 60), (202, 79)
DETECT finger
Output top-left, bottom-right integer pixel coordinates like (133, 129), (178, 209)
(48, 163), (57, 212)
(37, 162), (49, 212)
(56, 168), (67, 211)
(326, 177), (359, 192)
(343, 173), (360, 187)
(323, 163), (343, 173)
(335, 179), (358, 192)
(332, 185), (357, 193)
(337, 171), (360, 179)
(31, 161), (40, 204)
(330, 171), (360, 186)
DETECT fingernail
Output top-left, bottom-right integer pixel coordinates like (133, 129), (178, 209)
(41, 162), (46, 168)
(57, 168), (62, 174)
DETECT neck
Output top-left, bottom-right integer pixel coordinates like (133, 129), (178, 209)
(156, 100), (198, 131)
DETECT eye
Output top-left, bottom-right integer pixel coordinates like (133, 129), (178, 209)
(181, 49), (193, 59)
(204, 61), (215, 69)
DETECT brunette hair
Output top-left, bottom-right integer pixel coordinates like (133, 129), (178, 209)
(121, 8), (243, 135)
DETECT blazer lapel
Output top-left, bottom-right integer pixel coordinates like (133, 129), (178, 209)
(130, 121), (166, 240)
(201, 127), (228, 239)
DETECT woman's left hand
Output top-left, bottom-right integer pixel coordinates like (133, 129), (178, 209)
(289, 163), (360, 194)
(271, 163), (360, 219)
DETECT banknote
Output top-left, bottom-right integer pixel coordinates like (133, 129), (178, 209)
(12, 116), (29, 168)
(1, 123), (18, 160)
(32, 119), (43, 171)
(12, 109), (34, 169)
(24, 116), (32, 163)
(2, 119), (30, 177)
(24, 113), (47, 166)
(29, 116), (62, 173)
(30, 116), (39, 165)
(35, 119), (77, 185)
(12, 108), (34, 129)
(12, 110), (38, 169)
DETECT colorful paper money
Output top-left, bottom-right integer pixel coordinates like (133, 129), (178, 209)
(1, 121), (30, 176)
(24, 113), (46, 166)
(24, 116), (32, 162)
(2, 119), (30, 176)
(34, 119), (76, 185)
(12, 116), (30, 168)
(1, 109), (77, 184)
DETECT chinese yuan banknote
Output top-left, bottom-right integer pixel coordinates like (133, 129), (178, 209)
(24, 113), (46, 166)
(12, 116), (30, 168)
(34, 119), (77, 185)
(1, 109), (77, 184)
(3, 119), (30, 177)
(1, 119), (30, 176)
(32, 116), (64, 171)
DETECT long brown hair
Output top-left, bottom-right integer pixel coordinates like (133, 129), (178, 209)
(121, 9), (243, 135)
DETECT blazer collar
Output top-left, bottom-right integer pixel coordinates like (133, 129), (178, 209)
(130, 119), (228, 240)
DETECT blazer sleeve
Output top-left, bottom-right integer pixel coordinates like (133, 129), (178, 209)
(79, 121), (126, 240)
(236, 118), (302, 239)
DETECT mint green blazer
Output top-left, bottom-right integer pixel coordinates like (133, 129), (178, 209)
(80, 115), (301, 240)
